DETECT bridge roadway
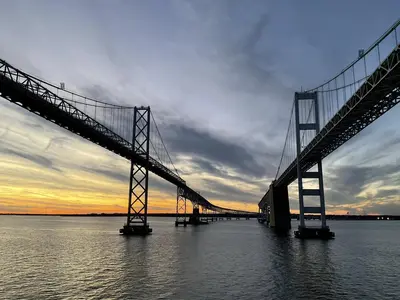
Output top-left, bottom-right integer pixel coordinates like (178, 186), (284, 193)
(276, 45), (400, 188)
(0, 58), (249, 215)
(259, 20), (400, 238)
(260, 40), (399, 210)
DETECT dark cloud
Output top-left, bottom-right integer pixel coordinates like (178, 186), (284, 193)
(80, 84), (128, 106)
(43, 137), (72, 152)
(325, 189), (352, 206)
(242, 13), (269, 54)
(375, 189), (400, 200)
(188, 157), (219, 175)
(82, 166), (129, 183)
(217, 12), (294, 99)
(79, 164), (176, 196)
(164, 123), (269, 178)
(367, 202), (400, 215)
(0, 148), (60, 171)
(323, 162), (399, 214)
(183, 156), (269, 193)
(149, 174), (176, 196)
(200, 178), (260, 203)
(326, 164), (399, 200)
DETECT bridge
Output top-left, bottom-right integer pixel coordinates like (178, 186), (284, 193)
(1, 19), (399, 239)
(0, 62), (253, 236)
(258, 19), (400, 238)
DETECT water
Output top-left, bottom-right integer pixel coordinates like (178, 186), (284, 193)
(0, 216), (399, 300)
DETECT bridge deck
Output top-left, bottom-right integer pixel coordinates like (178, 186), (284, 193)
(0, 59), (250, 214)
(275, 45), (400, 187)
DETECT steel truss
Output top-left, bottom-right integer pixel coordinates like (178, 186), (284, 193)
(295, 92), (327, 229)
(277, 45), (400, 187)
(0, 58), (257, 217)
(0, 59), (185, 187)
(123, 106), (152, 235)
(175, 186), (187, 226)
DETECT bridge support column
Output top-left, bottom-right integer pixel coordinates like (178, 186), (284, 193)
(263, 182), (291, 230)
(201, 206), (209, 223)
(188, 203), (204, 225)
(120, 106), (153, 235)
(175, 187), (187, 227)
(294, 92), (334, 239)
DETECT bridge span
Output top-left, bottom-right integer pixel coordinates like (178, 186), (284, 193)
(259, 19), (400, 239)
(0, 59), (253, 235)
(1, 19), (399, 239)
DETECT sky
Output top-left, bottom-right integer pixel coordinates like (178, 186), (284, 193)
(0, 0), (399, 215)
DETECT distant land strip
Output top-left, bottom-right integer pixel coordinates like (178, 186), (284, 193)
(0, 213), (400, 220)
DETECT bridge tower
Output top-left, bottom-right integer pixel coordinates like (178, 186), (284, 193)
(175, 187), (187, 227)
(294, 92), (334, 239)
(120, 106), (153, 235)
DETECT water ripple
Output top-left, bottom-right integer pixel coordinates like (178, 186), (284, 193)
(0, 217), (399, 299)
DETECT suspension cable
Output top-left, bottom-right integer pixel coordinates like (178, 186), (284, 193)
(275, 100), (295, 180)
(150, 111), (180, 177)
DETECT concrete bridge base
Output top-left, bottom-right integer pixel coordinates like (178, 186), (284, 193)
(120, 224), (153, 235)
(175, 220), (188, 227)
(261, 181), (291, 231)
(294, 226), (334, 239)
(188, 208), (209, 225)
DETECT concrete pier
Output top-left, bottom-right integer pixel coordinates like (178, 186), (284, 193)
(175, 220), (188, 227)
(294, 226), (335, 239)
(120, 224), (153, 235)
(188, 208), (209, 225)
(259, 181), (291, 231)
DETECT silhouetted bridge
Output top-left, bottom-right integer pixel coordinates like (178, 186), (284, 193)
(1, 19), (399, 238)
(258, 19), (400, 238)
(0, 62), (253, 235)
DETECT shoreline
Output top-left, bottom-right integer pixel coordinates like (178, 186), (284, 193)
(1, 213), (399, 220)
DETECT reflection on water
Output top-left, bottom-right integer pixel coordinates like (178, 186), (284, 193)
(0, 217), (399, 299)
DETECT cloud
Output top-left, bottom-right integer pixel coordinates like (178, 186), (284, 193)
(200, 178), (260, 203)
(375, 188), (400, 200)
(367, 202), (400, 215)
(82, 166), (129, 183)
(79, 84), (127, 106)
(326, 164), (398, 198)
(1, 148), (60, 171)
(164, 123), (271, 178)
(81, 164), (177, 196)
(322, 162), (400, 215)
(0, 0), (399, 214)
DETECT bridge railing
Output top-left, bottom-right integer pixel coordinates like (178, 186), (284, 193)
(275, 19), (400, 181)
(307, 19), (400, 129)
(1, 58), (255, 214)
(0, 58), (185, 186)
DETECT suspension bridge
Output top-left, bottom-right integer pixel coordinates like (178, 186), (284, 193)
(1, 20), (399, 238)
(0, 62), (253, 236)
(259, 19), (400, 238)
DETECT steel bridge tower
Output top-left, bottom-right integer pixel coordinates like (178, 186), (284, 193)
(175, 187), (188, 227)
(120, 106), (153, 235)
(293, 92), (334, 239)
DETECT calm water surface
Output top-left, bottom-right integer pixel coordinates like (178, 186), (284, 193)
(0, 216), (399, 300)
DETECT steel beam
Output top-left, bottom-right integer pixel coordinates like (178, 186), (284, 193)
(294, 92), (331, 237)
(0, 58), (256, 217)
(276, 45), (400, 187)
(175, 186), (187, 226)
(121, 106), (152, 235)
